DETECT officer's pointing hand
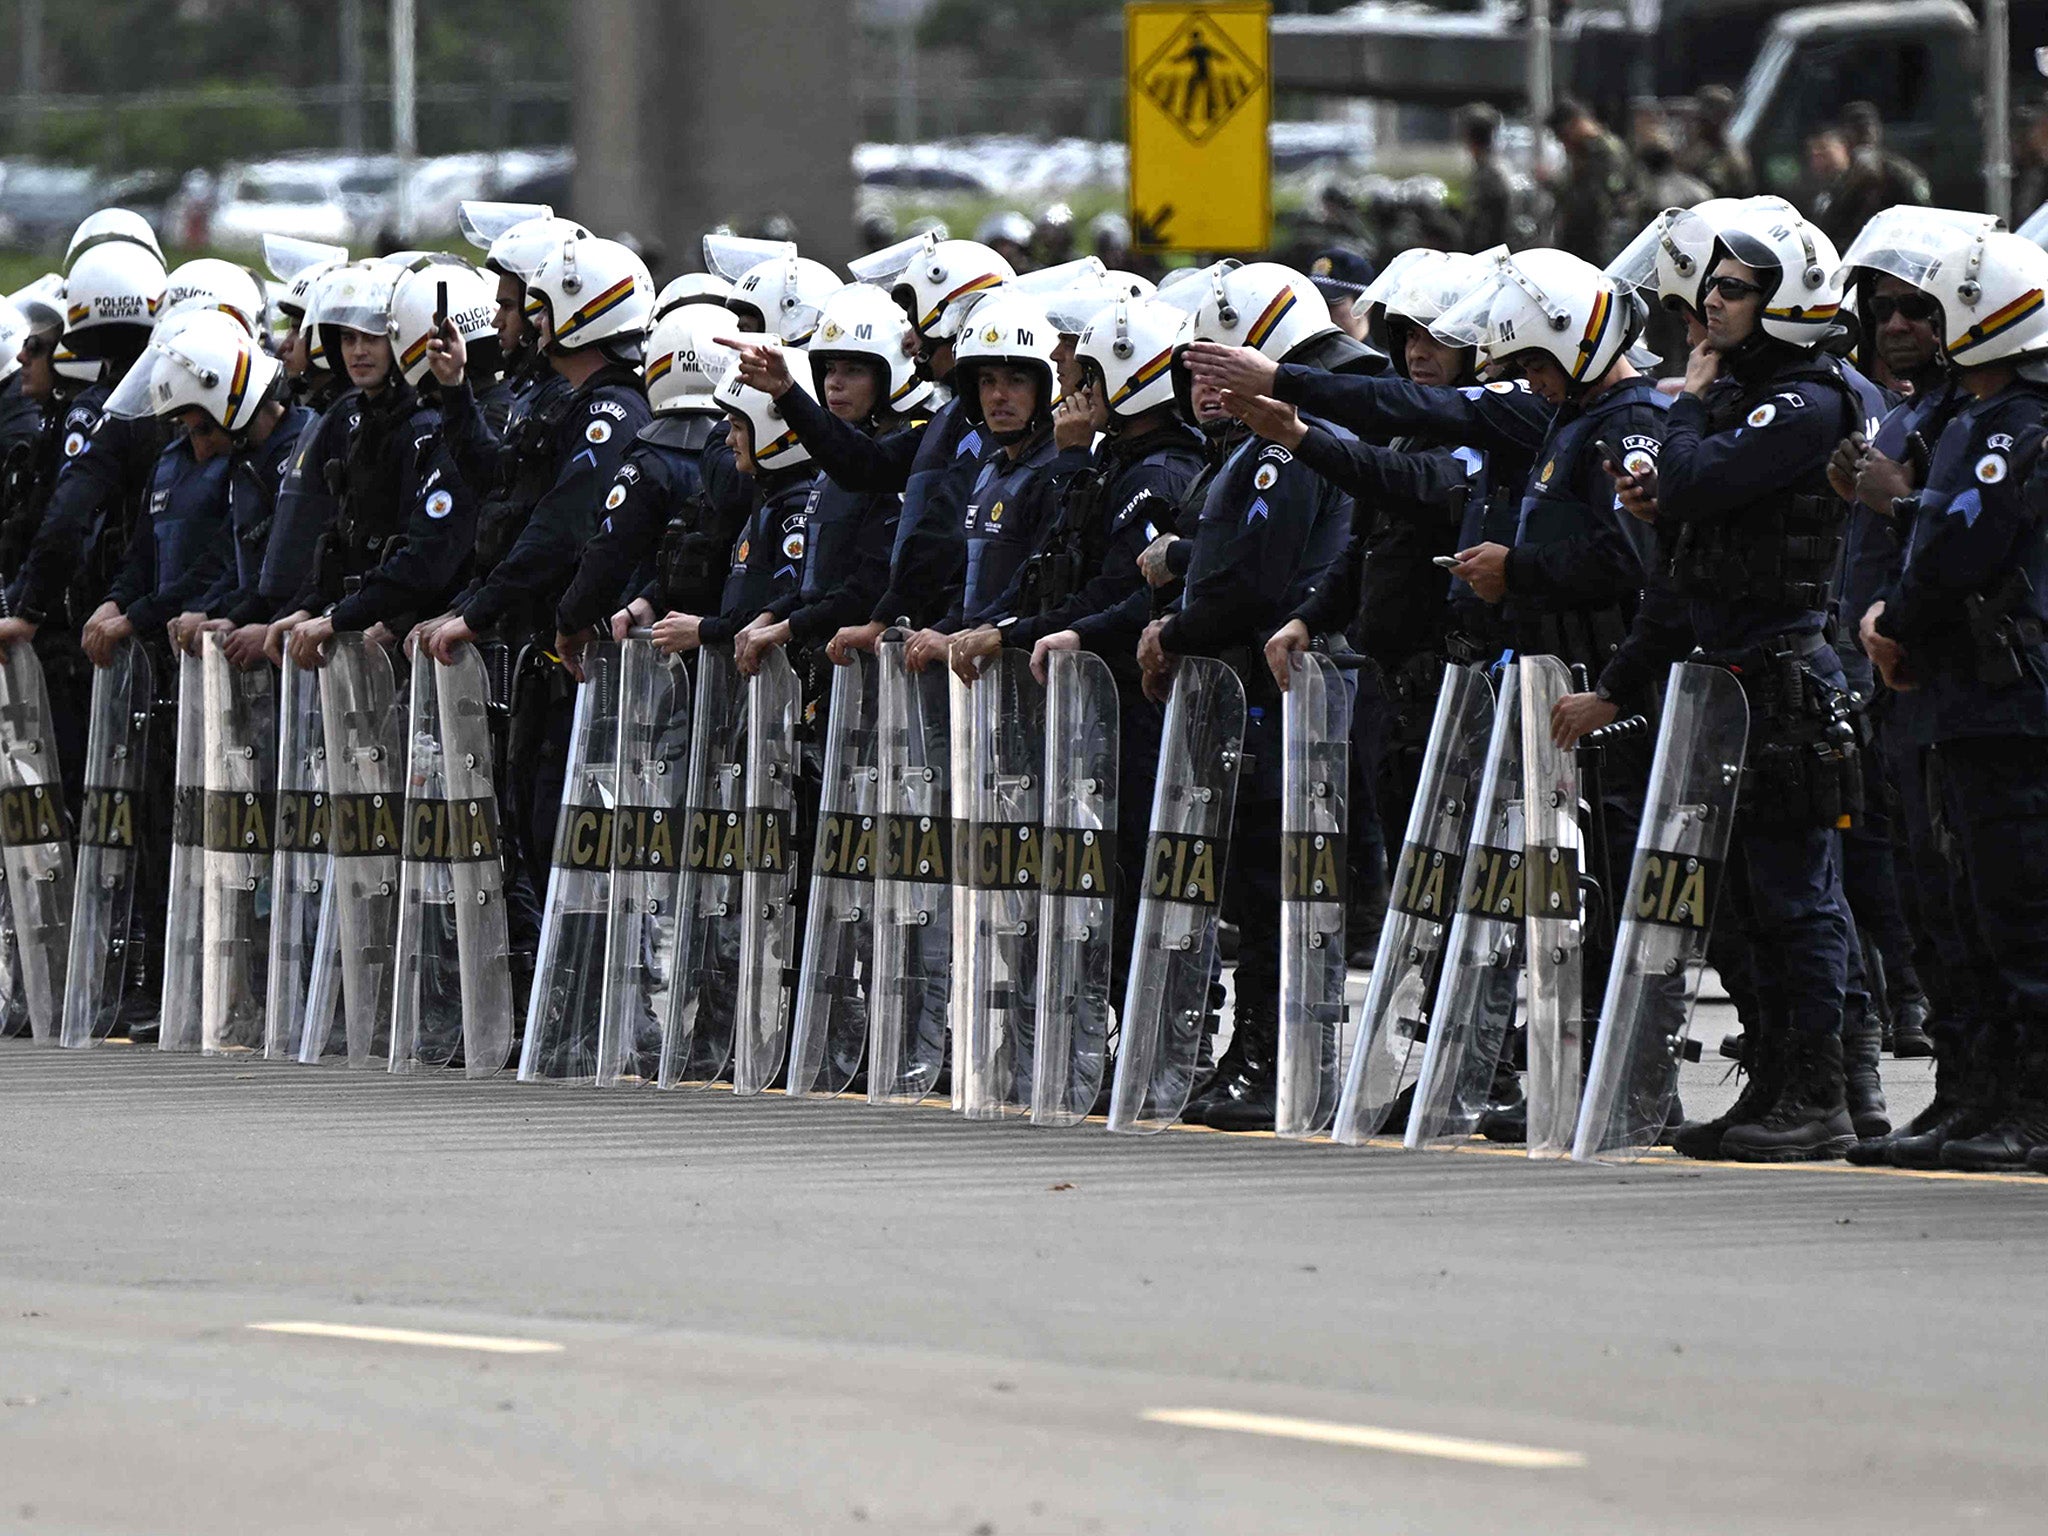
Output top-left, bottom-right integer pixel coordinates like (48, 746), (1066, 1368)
(1264, 618), (1310, 692)
(717, 338), (795, 399)
(425, 320), (466, 388)
(1222, 392), (1307, 451)
(1030, 629), (1080, 686)
(1184, 342), (1278, 402)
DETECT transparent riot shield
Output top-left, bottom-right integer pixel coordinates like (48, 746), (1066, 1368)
(389, 643), (515, 1077)
(1573, 663), (1748, 1162)
(1518, 655), (1585, 1158)
(595, 637), (691, 1087)
(520, 643), (620, 1084)
(199, 634), (276, 1055)
(1107, 657), (1246, 1135)
(1405, 663), (1524, 1149)
(312, 634), (404, 1067)
(157, 648), (208, 1053)
(0, 645), (71, 1043)
(265, 653), (337, 1062)
(60, 638), (152, 1049)
(957, 651), (1046, 1121)
(867, 639), (953, 1106)
(788, 652), (877, 1099)
(661, 646), (745, 1089)
(435, 643), (515, 1078)
(1276, 650), (1352, 1140)
(1031, 649), (1119, 1127)
(734, 648), (800, 1094)
(1332, 664), (1494, 1145)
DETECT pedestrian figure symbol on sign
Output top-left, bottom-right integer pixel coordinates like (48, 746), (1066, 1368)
(1137, 14), (1264, 145)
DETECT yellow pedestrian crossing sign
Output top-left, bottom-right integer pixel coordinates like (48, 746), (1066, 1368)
(1127, 2), (1270, 253)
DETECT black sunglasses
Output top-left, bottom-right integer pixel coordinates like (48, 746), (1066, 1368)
(1704, 275), (1767, 302)
(1870, 292), (1940, 324)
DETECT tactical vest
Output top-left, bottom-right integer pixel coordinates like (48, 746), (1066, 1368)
(646, 415), (724, 613)
(322, 384), (431, 600)
(1669, 361), (1856, 613)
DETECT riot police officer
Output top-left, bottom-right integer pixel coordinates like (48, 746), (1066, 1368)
(554, 306), (750, 663)
(1145, 262), (1359, 1130)
(272, 263), (479, 668)
(1859, 228), (2048, 1172)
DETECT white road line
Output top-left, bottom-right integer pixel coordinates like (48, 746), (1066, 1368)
(1142, 1407), (1586, 1470)
(248, 1321), (564, 1355)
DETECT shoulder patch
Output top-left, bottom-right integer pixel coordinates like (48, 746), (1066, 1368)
(62, 430), (86, 458)
(1975, 452), (2008, 485)
(1539, 459), (1556, 485)
(604, 482), (628, 512)
(616, 461), (641, 485)
(1746, 402), (1777, 429)
(1988, 432), (2016, 452)
(585, 419), (613, 445)
(592, 399), (628, 421)
(1253, 462), (1279, 491)
(1256, 443), (1293, 465)
(1486, 380), (1518, 394)
(1622, 449), (1658, 478)
(425, 488), (455, 520)
(1774, 391), (1806, 409)
(1620, 433), (1659, 455)
(781, 529), (805, 561)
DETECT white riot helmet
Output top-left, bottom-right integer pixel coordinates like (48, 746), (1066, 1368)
(65, 209), (164, 274)
(105, 309), (282, 430)
(951, 292), (1059, 440)
(458, 200), (554, 250)
(459, 200), (594, 287)
(1076, 295), (1188, 420)
(644, 307), (737, 417)
(1921, 227), (2048, 369)
(1684, 204), (1843, 347)
(522, 235), (654, 353)
(727, 252), (841, 345)
(1836, 206), (2002, 372)
(855, 234), (1014, 338)
(0, 300), (29, 386)
(1188, 261), (1336, 362)
(389, 262), (500, 387)
(313, 262), (401, 381)
(716, 348), (817, 472)
(808, 282), (932, 415)
(1379, 248), (1499, 379)
(1431, 247), (1640, 387)
(160, 257), (266, 336)
(59, 240), (166, 373)
(652, 272), (736, 323)
(1605, 195), (1801, 317)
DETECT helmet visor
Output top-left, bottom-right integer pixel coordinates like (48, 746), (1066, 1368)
(459, 200), (554, 251)
(704, 234), (796, 283)
(1837, 207), (2000, 290)
(1604, 214), (1676, 296)
(263, 234), (349, 284)
(848, 233), (933, 287)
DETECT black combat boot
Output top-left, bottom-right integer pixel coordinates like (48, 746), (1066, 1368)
(1888, 1022), (2001, 1169)
(1850, 1017), (1963, 1163)
(1199, 1011), (1280, 1132)
(1842, 996), (1891, 1140)
(1940, 1029), (2048, 1172)
(1720, 1031), (1855, 1162)
(1475, 1051), (1527, 1143)
(1673, 1028), (1780, 1161)
(1890, 986), (1935, 1058)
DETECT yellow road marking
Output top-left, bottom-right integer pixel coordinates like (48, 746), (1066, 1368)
(248, 1321), (563, 1354)
(1143, 1407), (1586, 1470)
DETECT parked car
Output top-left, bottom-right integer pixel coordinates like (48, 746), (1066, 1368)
(0, 162), (104, 253)
(206, 158), (358, 253)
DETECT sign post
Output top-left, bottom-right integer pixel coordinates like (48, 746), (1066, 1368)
(1125, 1), (1272, 255)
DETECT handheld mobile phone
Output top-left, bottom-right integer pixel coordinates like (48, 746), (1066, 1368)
(434, 280), (448, 331)
(1432, 555), (1461, 570)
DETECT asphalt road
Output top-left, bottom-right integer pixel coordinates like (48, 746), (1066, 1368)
(2, 1025), (2043, 1535)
